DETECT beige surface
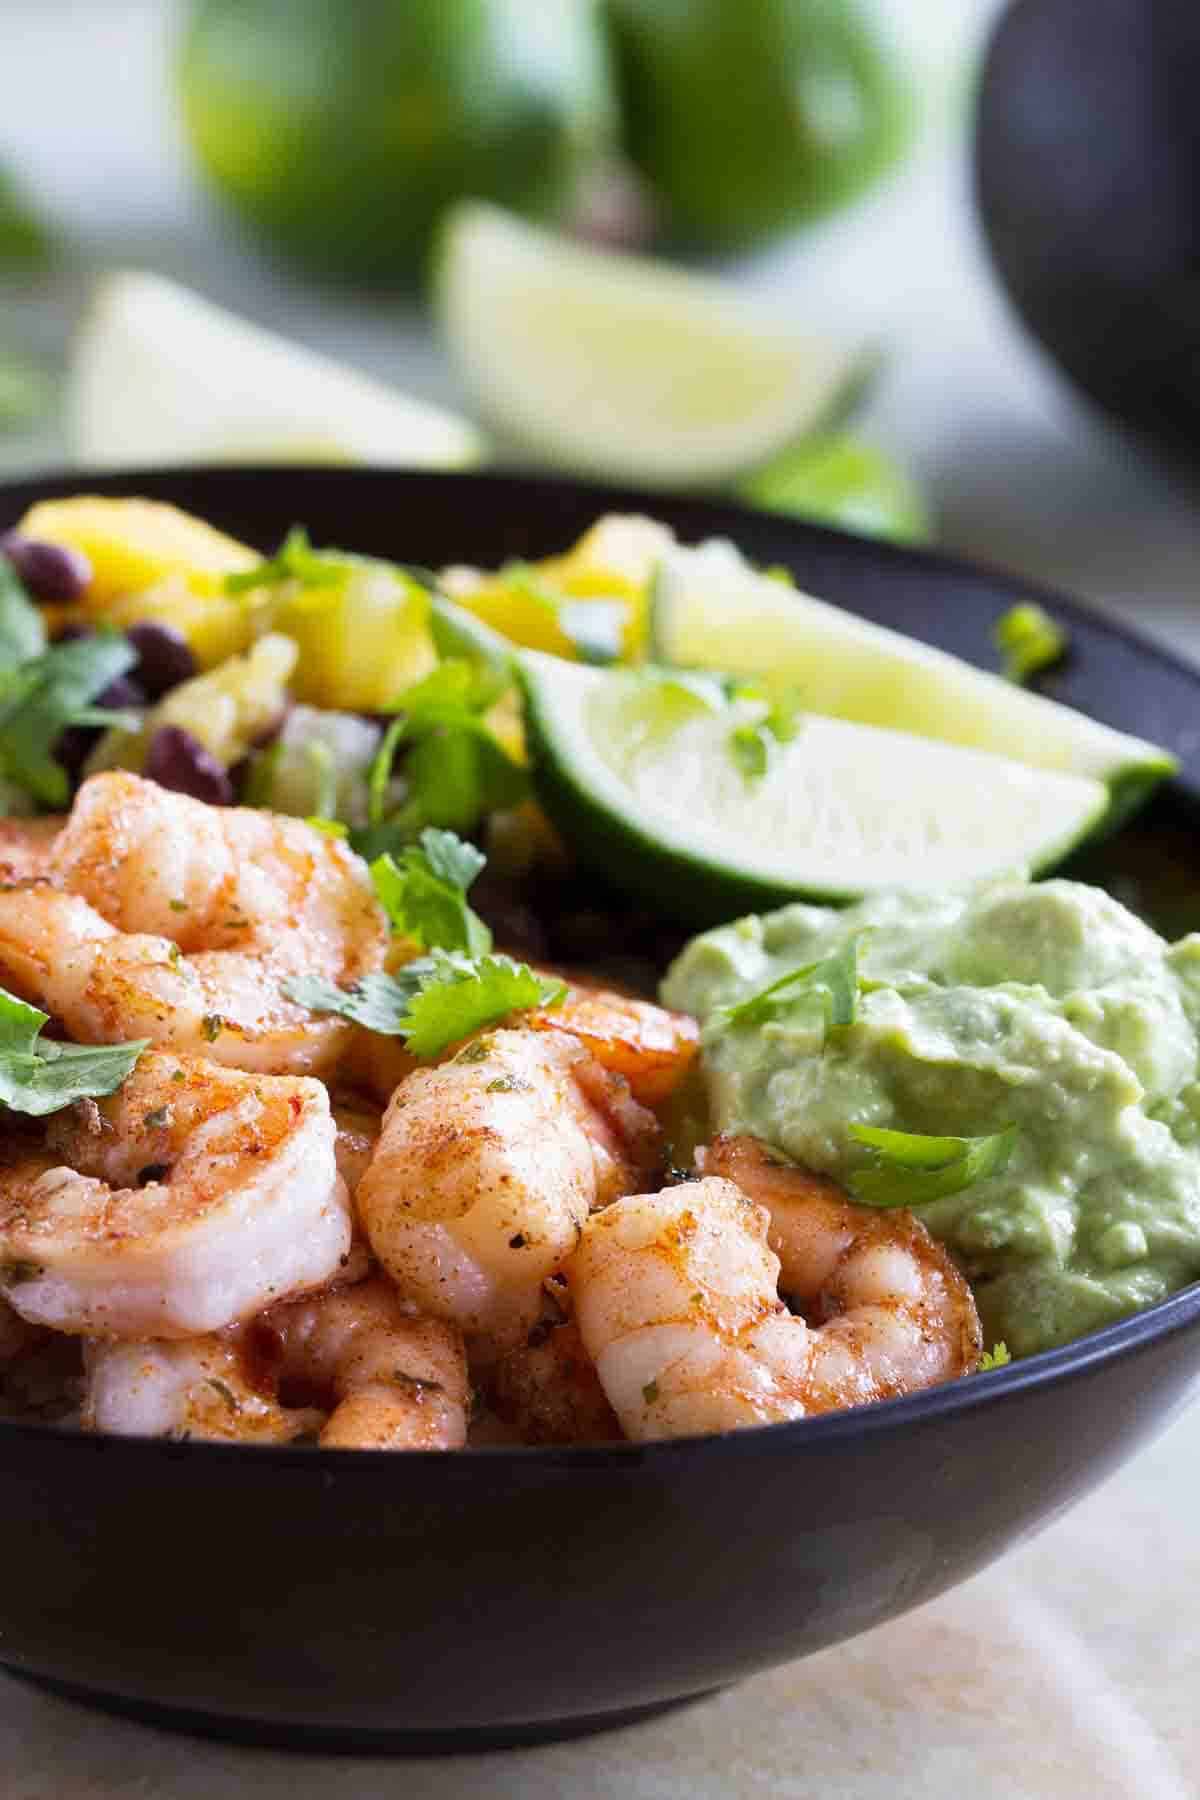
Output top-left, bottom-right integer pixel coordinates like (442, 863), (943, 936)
(2, 1400), (1195, 1799)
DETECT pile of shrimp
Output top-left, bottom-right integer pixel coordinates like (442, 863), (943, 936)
(0, 773), (981, 1449)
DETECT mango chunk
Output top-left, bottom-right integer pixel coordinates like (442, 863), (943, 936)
(19, 496), (260, 667)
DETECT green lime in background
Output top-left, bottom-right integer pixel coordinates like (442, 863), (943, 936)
(179, 0), (617, 284)
(603, 0), (914, 252)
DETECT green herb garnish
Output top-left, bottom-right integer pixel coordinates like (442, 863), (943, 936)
(224, 526), (344, 595)
(726, 686), (804, 782)
(847, 1124), (1018, 1208)
(0, 985), (146, 1116)
(370, 827), (490, 956)
(994, 602), (1067, 684)
(285, 951), (565, 1059)
(978, 1342), (1012, 1371)
(712, 934), (864, 1035)
(351, 661), (526, 858)
(0, 557), (46, 666)
(0, 629), (138, 808)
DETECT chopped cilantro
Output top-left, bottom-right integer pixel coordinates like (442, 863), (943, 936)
(726, 685), (804, 782)
(224, 526), (343, 595)
(994, 602), (1067, 684)
(0, 556), (46, 666)
(848, 1124), (1018, 1208)
(0, 984), (146, 1116)
(0, 629), (138, 807)
(370, 828), (491, 956)
(284, 951), (565, 1059)
(712, 934), (865, 1036)
(351, 661), (526, 858)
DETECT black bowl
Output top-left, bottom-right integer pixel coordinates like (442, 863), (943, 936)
(975, 0), (1200, 458)
(2, 466), (1200, 1753)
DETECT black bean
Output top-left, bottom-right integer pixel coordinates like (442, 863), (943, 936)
(144, 726), (233, 806)
(53, 724), (100, 783)
(125, 621), (196, 699)
(0, 533), (92, 604)
(95, 674), (146, 712)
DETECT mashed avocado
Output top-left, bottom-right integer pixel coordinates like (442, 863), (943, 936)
(661, 880), (1200, 1355)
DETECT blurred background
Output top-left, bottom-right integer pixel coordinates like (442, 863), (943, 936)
(1, 0), (1198, 656)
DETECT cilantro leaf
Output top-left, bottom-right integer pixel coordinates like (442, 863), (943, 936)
(283, 966), (428, 1036)
(396, 953), (566, 1057)
(0, 630), (138, 807)
(978, 1342), (1012, 1371)
(283, 951), (565, 1058)
(712, 934), (865, 1035)
(0, 557), (46, 666)
(729, 723), (769, 780)
(225, 526), (344, 595)
(726, 685), (804, 782)
(0, 984), (147, 1115)
(370, 827), (491, 955)
(994, 602), (1067, 684)
(847, 1124), (1018, 1208)
(350, 661), (527, 857)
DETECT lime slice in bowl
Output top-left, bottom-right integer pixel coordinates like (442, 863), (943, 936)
(70, 271), (486, 471)
(519, 653), (1108, 922)
(433, 203), (865, 488)
(649, 539), (1175, 830)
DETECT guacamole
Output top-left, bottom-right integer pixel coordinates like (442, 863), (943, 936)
(661, 880), (1200, 1355)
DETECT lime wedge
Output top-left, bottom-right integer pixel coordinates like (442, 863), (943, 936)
(433, 203), (864, 488)
(70, 272), (485, 471)
(519, 653), (1108, 921)
(650, 539), (1175, 829)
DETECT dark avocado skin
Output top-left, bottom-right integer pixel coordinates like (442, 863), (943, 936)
(975, 0), (1200, 457)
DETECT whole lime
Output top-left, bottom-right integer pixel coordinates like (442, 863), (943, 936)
(179, 0), (617, 285)
(604, 0), (913, 252)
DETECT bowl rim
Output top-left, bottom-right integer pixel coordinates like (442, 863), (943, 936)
(2, 462), (1199, 1473)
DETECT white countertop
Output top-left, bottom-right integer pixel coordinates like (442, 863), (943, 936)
(1, 3), (1199, 1792)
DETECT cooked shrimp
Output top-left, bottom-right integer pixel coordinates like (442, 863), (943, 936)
(567, 1164), (981, 1441)
(0, 815), (62, 883)
(332, 1099), (382, 1195)
(491, 1313), (621, 1445)
(252, 1275), (470, 1450)
(0, 771), (388, 1076)
(0, 1051), (350, 1338)
(357, 1028), (662, 1355)
(83, 1334), (321, 1444)
(530, 978), (700, 1106)
(700, 1134), (983, 1368)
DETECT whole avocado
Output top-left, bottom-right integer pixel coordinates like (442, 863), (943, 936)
(179, 0), (616, 285)
(604, 0), (913, 253)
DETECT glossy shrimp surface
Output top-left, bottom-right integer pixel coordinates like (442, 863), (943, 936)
(0, 772), (387, 1075)
(529, 978), (700, 1106)
(0, 1051), (349, 1338)
(568, 1156), (981, 1440)
(357, 1027), (662, 1355)
(83, 1334), (321, 1444)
